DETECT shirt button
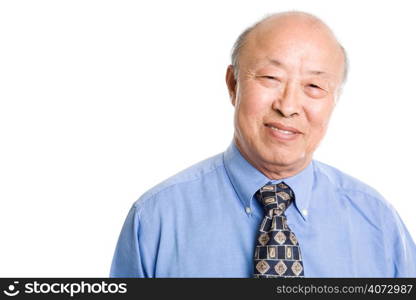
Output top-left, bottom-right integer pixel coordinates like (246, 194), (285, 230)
(245, 207), (252, 214)
(302, 209), (308, 216)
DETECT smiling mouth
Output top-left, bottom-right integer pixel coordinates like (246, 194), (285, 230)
(264, 123), (301, 135)
(266, 124), (296, 135)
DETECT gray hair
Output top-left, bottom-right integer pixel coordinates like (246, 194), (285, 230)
(230, 12), (349, 86)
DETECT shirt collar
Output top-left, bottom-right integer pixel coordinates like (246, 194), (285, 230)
(223, 139), (314, 221)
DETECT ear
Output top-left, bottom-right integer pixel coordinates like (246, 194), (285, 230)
(225, 65), (237, 106)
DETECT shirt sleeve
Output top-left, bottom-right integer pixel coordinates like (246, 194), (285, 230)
(110, 204), (146, 277)
(385, 205), (416, 277)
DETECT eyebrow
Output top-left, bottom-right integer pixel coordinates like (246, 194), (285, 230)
(266, 58), (330, 77)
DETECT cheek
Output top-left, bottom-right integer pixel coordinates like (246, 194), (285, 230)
(236, 84), (271, 120)
(305, 101), (334, 138)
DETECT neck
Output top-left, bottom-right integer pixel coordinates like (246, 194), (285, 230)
(234, 139), (311, 180)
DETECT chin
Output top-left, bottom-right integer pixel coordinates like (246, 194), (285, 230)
(262, 150), (305, 168)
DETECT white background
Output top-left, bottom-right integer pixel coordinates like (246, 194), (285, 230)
(1, 0), (415, 276)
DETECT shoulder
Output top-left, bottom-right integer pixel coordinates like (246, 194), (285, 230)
(314, 161), (416, 275)
(313, 160), (393, 210)
(313, 160), (405, 242)
(132, 151), (225, 212)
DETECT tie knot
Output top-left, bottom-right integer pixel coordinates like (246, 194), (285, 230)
(255, 182), (294, 214)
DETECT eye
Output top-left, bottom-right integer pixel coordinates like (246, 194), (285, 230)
(256, 74), (282, 88)
(305, 83), (328, 98)
(308, 83), (321, 89)
(262, 75), (278, 80)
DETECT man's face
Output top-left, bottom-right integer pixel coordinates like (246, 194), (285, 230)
(227, 16), (345, 178)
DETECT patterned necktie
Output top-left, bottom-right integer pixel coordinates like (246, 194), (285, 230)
(253, 182), (304, 277)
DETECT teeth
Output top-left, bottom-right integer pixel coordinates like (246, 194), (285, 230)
(268, 125), (295, 135)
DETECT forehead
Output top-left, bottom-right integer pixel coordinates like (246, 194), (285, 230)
(240, 17), (344, 79)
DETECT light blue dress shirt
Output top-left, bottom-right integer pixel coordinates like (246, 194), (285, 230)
(110, 141), (416, 277)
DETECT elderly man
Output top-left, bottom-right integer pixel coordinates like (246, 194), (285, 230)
(110, 11), (416, 277)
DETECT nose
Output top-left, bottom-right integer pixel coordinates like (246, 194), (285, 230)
(272, 81), (300, 118)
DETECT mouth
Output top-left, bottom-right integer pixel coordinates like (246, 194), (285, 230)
(265, 122), (301, 134)
(264, 122), (302, 141)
